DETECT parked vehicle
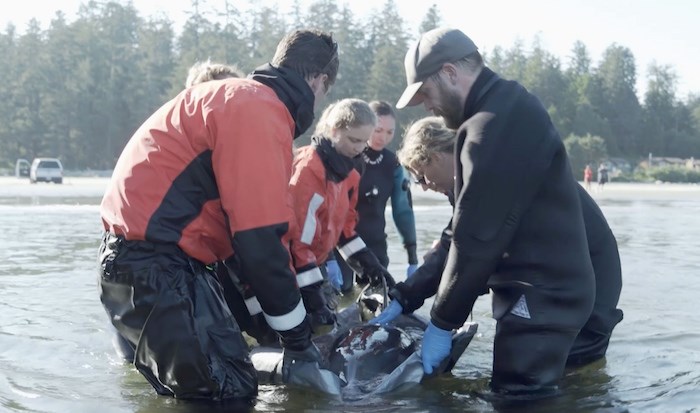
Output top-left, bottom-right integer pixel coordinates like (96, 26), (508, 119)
(15, 158), (30, 178)
(30, 158), (63, 184)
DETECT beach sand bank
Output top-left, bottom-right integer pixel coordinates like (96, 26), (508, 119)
(2, 176), (699, 201)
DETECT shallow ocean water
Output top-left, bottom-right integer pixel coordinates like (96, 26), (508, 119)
(1, 177), (699, 412)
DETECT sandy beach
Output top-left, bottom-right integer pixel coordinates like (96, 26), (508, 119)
(574, 180), (700, 201)
(2, 176), (700, 200)
(0, 176), (110, 198)
(410, 180), (700, 203)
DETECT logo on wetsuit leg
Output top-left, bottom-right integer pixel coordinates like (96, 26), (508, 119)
(510, 294), (531, 319)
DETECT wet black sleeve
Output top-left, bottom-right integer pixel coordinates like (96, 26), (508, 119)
(431, 101), (560, 330)
(390, 220), (452, 313)
(232, 223), (301, 318)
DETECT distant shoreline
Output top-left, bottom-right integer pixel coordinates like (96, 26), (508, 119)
(3, 176), (700, 191)
(3, 176), (700, 202)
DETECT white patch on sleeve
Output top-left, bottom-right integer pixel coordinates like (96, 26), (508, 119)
(296, 266), (323, 288)
(301, 193), (324, 245)
(338, 237), (367, 260)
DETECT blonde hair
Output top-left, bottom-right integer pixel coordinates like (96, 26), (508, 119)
(185, 59), (244, 87)
(397, 116), (456, 169)
(314, 98), (377, 136)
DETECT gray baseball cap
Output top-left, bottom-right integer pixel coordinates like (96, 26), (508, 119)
(396, 28), (478, 109)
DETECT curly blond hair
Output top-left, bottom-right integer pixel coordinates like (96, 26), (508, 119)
(397, 116), (456, 169)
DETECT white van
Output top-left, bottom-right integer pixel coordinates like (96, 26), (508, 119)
(30, 158), (63, 184)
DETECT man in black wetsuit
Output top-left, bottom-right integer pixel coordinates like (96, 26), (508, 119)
(372, 116), (624, 370)
(395, 28), (599, 399)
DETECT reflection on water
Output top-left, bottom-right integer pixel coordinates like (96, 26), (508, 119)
(1, 179), (699, 412)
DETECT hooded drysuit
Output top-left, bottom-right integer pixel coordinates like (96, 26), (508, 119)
(98, 64), (317, 400)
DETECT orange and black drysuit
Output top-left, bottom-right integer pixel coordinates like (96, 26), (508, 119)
(289, 137), (396, 323)
(98, 63), (316, 400)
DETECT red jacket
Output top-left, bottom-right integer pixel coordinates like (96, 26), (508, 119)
(101, 76), (306, 331)
(289, 145), (366, 287)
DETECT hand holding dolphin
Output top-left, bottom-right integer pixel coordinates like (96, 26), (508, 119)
(421, 321), (452, 374)
(369, 300), (403, 326)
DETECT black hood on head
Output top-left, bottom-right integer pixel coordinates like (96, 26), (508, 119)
(249, 63), (315, 139)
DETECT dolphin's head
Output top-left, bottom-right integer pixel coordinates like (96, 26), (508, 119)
(328, 324), (416, 382)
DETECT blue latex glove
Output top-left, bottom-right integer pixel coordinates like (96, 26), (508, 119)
(325, 260), (343, 291)
(421, 321), (452, 374)
(406, 264), (418, 278)
(369, 300), (403, 325)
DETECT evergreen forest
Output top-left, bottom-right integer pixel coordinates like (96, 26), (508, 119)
(1, 0), (699, 178)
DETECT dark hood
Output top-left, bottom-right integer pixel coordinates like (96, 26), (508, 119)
(312, 136), (356, 183)
(462, 67), (500, 120)
(249, 63), (315, 139)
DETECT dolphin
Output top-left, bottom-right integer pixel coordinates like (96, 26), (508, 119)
(250, 290), (478, 399)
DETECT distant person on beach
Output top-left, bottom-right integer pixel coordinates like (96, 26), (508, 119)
(598, 163), (609, 190)
(584, 164), (593, 191)
(395, 27), (596, 399)
(371, 116), (624, 368)
(185, 59), (244, 87)
(98, 29), (339, 401)
(333, 100), (418, 292)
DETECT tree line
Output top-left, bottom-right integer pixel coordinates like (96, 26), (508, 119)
(1, 0), (699, 172)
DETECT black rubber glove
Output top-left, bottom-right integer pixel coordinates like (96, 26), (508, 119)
(283, 342), (323, 367)
(281, 342), (342, 395)
(366, 266), (396, 288)
(300, 283), (336, 327)
(277, 316), (313, 352)
(346, 247), (396, 288)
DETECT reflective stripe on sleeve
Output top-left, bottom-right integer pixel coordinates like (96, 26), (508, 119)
(301, 193), (324, 245)
(245, 296), (262, 315)
(338, 237), (367, 260)
(296, 266), (323, 288)
(264, 298), (307, 332)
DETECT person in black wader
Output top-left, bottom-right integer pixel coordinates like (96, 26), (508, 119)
(98, 29), (339, 403)
(331, 100), (418, 292)
(393, 27), (602, 400)
(371, 115), (624, 372)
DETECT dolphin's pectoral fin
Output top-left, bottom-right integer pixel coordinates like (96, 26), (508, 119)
(444, 322), (478, 373)
(424, 322), (479, 379)
(371, 352), (424, 394)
